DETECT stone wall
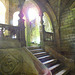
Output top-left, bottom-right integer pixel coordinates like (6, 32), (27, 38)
(9, 0), (20, 25)
(48, 0), (60, 20)
(60, 8), (75, 60)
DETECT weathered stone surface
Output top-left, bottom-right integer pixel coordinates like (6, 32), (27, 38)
(24, 47), (52, 75)
(0, 48), (38, 75)
(60, 8), (75, 59)
(0, 38), (21, 49)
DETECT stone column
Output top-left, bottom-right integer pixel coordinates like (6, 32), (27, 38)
(40, 13), (45, 49)
(18, 10), (26, 47)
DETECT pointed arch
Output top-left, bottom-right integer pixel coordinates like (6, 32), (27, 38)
(22, 0), (42, 46)
(13, 11), (20, 26)
(43, 12), (53, 32)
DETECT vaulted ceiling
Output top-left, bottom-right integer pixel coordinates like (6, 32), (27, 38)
(9, 0), (75, 21)
(9, 0), (75, 10)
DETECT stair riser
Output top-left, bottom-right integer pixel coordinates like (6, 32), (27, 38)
(39, 57), (53, 62)
(51, 64), (64, 74)
(31, 50), (44, 54)
(45, 60), (57, 68)
(28, 47), (41, 50)
(29, 48), (69, 75)
(35, 53), (48, 58)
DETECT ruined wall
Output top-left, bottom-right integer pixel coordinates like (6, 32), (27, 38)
(60, 8), (75, 60)
(41, 0), (75, 61)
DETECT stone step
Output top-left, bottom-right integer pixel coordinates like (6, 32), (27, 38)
(30, 49), (43, 51)
(51, 63), (65, 74)
(34, 52), (48, 58)
(55, 69), (68, 75)
(27, 46), (41, 50)
(38, 55), (50, 60)
(43, 59), (56, 65)
(33, 52), (46, 55)
(30, 49), (44, 53)
(45, 59), (58, 68)
(29, 48), (69, 75)
(49, 64), (60, 71)
(38, 55), (53, 62)
(55, 67), (70, 75)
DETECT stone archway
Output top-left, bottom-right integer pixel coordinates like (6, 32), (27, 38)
(22, 0), (42, 46)
(21, 0), (60, 48)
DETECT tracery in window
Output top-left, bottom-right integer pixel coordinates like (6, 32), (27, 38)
(43, 12), (53, 32)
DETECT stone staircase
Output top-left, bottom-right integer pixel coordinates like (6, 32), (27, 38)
(28, 47), (69, 75)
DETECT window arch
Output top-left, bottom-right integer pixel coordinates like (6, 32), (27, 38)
(13, 11), (20, 26)
(43, 12), (53, 32)
(0, 1), (6, 24)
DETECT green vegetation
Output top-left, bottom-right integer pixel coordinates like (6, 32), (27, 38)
(43, 12), (53, 33)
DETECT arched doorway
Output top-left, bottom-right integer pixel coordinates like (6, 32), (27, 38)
(22, 0), (41, 46)
(0, 1), (6, 24)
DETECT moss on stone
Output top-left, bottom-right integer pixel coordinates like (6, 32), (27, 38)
(0, 48), (38, 75)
